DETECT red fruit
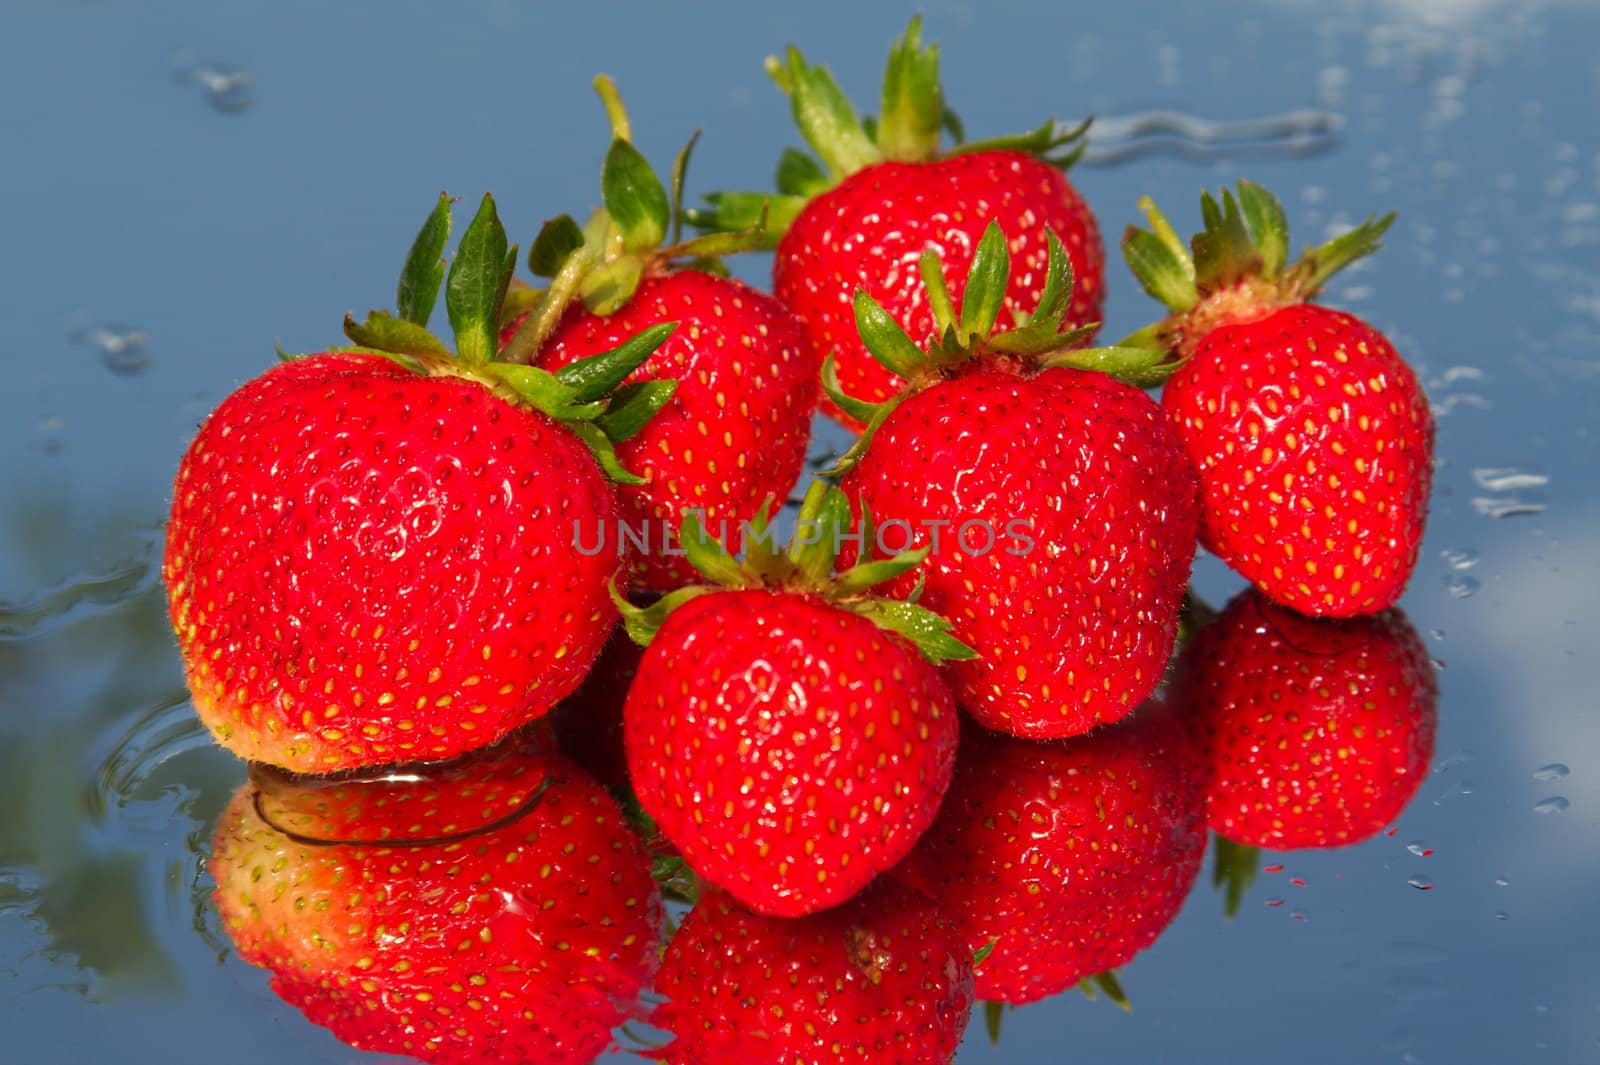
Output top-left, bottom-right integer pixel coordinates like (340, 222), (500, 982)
(1173, 589), (1438, 850)
(626, 589), (958, 917)
(165, 352), (621, 772)
(779, 152), (1102, 425)
(895, 707), (1207, 1004)
(211, 734), (665, 1065)
(535, 270), (817, 589)
(1125, 181), (1433, 616)
(693, 19), (1102, 427)
(844, 365), (1197, 738)
(649, 880), (974, 1065)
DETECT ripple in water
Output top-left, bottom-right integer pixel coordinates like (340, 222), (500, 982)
(1532, 796), (1570, 814)
(0, 537), (160, 642)
(87, 693), (211, 824)
(1533, 763), (1570, 781)
(1078, 109), (1341, 166)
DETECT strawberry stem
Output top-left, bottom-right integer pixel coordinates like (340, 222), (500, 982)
(593, 73), (632, 143)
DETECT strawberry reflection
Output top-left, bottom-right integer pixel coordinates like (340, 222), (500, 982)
(648, 879), (974, 1064)
(893, 704), (1208, 1007)
(210, 730), (664, 1065)
(1170, 590), (1439, 914)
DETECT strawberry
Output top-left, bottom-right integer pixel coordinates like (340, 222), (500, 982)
(164, 193), (678, 772)
(832, 224), (1198, 739)
(648, 880), (974, 1064)
(690, 18), (1103, 427)
(894, 705), (1207, 1006)
(210, 731), (665, 1065)
(1170, 589), (1438, 914)
(501, 79), (817, 589)
(1123, 180), (1434, 616)
(618, 483), (970, 917)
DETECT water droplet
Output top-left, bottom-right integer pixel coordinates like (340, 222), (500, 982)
(1445, 574), (1480, 599)
(68, 311), (152, 375)
(1440, 547), (1480, 569)
(1473, 496), (1547, 519)
(1265, 897), (1286, 907)
(1495, 911), (1510, 921)
(1290, 908), (1309, 921)
(1495, 877), (1510, 887)
(1406, 841), (1434, 857)
(1429, 627), (1446, 640)
(1434, 780), (1474, 804)
(1533, 763), (1570, 781)
(1408, 876), (1435, 891)
(1263, 864), (1284, 873)
(1533, 796), (1570, 814)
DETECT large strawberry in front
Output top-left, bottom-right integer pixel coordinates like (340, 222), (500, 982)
(835, 225), (1198, 739)
(691, 18), (1103, 426)
(165, 194), (678, 772)
(1123, 180), (1434, 616)
(211, 732), (665, 1065)
(620, 484), (969, 917)
(501, 79), (817, 589)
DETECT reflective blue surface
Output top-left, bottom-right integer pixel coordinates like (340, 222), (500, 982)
(4, 1), (1599, 1061)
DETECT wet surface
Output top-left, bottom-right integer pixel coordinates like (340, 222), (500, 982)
(4, 0), (1600, 1061)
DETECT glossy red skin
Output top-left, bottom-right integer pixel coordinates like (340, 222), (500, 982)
(625, 589), (959, 917)
(536, 270), (817, 589)
(211, 741), (664, 1065)
(164, 353), (623, 772)
(894, 708), (1207, 1003)
(841, 365), (1199, 738)
(649, 881), (974, 1065)
(1164, 304), (1434, 616)
(776, 151), (1104, 427)
(1174, 589), (1438, 848)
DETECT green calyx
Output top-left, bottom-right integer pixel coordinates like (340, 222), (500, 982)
(498, 76), (768, 362)
(824, 221), (1176, 474)
(611, 481), (976, 665)
(1212, 834), (1262, 921)
(685, 16), (1090, 246)
(1075, 969), (1133, 1012)
(1122, 178), (1396, 316)
(330, 191), (678, 486)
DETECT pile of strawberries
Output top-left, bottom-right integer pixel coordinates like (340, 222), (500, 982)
(171, 20), (1440, 1065)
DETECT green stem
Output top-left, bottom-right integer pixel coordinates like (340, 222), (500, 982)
(500, 247), (596, 363)
(1139, 195), (1194, 275)
(593, 74), (631, 143)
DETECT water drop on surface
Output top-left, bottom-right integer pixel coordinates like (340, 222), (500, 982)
(1265, 897), (1286, 908)
(1290, 908), (1309, 921)
(1533, 763), (1570, 781)
(1496, 911), (1510, 921)
(1445, 574), (1480, 599)
(1440, 547), (1480, 569)
(1408, 876), (1435, 891)
(1495, 877), (1510, 887)
(1406, 841), (1434, 857)
(1533, 796), (1570, 814)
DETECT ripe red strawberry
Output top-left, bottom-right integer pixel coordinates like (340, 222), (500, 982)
(211, 732), (665, 1065)
(619, 483), (969, 917)
(1123, 180), (1433, 616)
(164, 194), (678, 772)
(691, 18), (1103, 426)
(501, 79), (817, 589)
(834, 224), (1198, 739)
(649, 880), (974, 1065)
(1171, 589), (1438, 914)
(895, 706), (1207, 1005)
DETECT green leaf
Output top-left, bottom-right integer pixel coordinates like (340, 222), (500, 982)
(820, 351), (886, 425)
(845, 597), (976, 664)
(775, 148), (829, 197)
(343, 311), (450, 357)
(1042, 345), (1181, 388)
(941, 106), (966, 145)
(1122, 226), (1200, 313)
(579, 256), (645, 316)
(950, 116), (1090, 169)
(481, 363), (594, 417)
(853, 290), (927, 381)
(528, 214), (586, 279)
(960, 222), (1011, 343)
(984, 1001), (1006, 1046)
(766, 47), (883, 177)
(1237, 179), (1289, 276)
(601, 138), (670, 252)
(1092, 970), (1132, 1012)
(572, 421), (646, 485)
(397, 191), (452, 326)
(613, 581), (710, 646)
(826, 389), (908, 476)
(1290, 211), (1396, 295)
(1212, 835), (1261, 921)
(828, 545), (927, 596)
(972, 938), (998, 967)
(684, 191), (803, 247)
(877, 15), (944, 161)
(1191, 188), (1261, 294)
(741, 496), (790, 583)
(919, 250), (959, 338)
(669, 130), (702, 246)
(596, 379), (678, 443)
(788, 481), (850, 584)
(666, 205), (769, 260)
(679, 508), (746, 585)
(497, 283), (541, 330)
(555, 321), (677, 403)
(445, 193), (517, 366)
